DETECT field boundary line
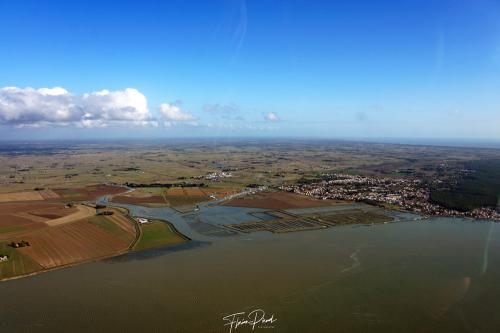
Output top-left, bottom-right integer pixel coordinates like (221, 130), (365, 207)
(44, 205), (95, 227)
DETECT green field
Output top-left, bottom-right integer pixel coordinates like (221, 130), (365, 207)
(0, 242), (43, 280)
(58, 189), (84, 198)
(136, 187), (168, 196)
(0, 225), (26, 234)
(142, 203), (170, 208)
(134, 221), (187, 251)
(165, 195), (208, 207)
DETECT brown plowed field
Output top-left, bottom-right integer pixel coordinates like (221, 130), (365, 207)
(0, 203), (63, 214)
(164, 187), (209, 207)
(22, 206), (77, 221)
(0, 191), (44, 203)
(54, 184), (127, 201)
(38, 189), (60, 200)
(28, 210), (74, 219)
(0, 202), (55, 214)
(224, 192), (343, 209)
(0, 222), (46, 239)
(0, 202), (76, 227)
(0, 213), (46, 240)
(183, 188), (206, 196)
(18, 220), (129, 268)
(44, 205), (95, 226)
(12, 212), (49, 223)
(0, 214), (36, 227)
(166, 188), (184, 196)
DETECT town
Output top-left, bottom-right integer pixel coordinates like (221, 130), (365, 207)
(281, 173), (500, 221)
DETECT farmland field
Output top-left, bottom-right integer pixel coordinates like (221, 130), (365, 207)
(0, 196), (137, 279)
(112, 195), (166, 205)
(24, 205), (77, 219)
(89, 212), (136, 244)
(38, 189), (60, 200)
(134, 221), (187, 251)
(166, 187), (184, 196)
(165, 187), (208, 207)
(224, 191), (346, 209)
(0, 191), (45, 202)
(200, 187), (238, 197)
(182, 187), (205, 196)
(2, 140), (500, 196)
(44, 205), (95, 226)
(18, 220), (131, 269)
(0, 202), (78, 240)
(164, 195), (207, 207)
(0, 242), (43, 280)
(0, 225), (25, 234)
(54, 184), (127, 201)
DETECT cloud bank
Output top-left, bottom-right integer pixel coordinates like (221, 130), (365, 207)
(0, 87), (283, 133)
(0, 87), (153, 127)
(160, 102), (197, 127)
(264, 112), (280, 121)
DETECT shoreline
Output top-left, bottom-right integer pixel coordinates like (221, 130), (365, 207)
(0, 203), (192, 283)
(2, 191), (495, 283)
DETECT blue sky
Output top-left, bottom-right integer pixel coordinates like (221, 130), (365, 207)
(1, 0), (500, 140)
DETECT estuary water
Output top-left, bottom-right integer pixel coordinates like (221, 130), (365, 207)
(0, 218), (499, 333)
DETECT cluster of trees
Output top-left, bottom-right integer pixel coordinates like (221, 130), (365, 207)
(97, 211), (114, 216)
(9, 240), (30, 248)
(430, 159), (500, 212)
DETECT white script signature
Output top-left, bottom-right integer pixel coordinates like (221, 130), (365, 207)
(222, 309), (277, 333)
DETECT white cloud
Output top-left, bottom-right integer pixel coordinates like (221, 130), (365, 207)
(0, 86), (154, 127)
(160, 103), (196, 122)
(264, 112), (280, 121)
(37, 87), (69, 96)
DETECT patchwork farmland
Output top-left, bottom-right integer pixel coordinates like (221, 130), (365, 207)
(0, 202), (76, 239)
(0, 185), (138, 280)
(54, 184), (127, 201)
(18, 219), (131, 268)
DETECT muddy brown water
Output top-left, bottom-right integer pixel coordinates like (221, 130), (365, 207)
(0, 218), (499, 333)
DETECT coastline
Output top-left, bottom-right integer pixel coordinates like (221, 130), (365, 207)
(0, 197), (195, 283)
